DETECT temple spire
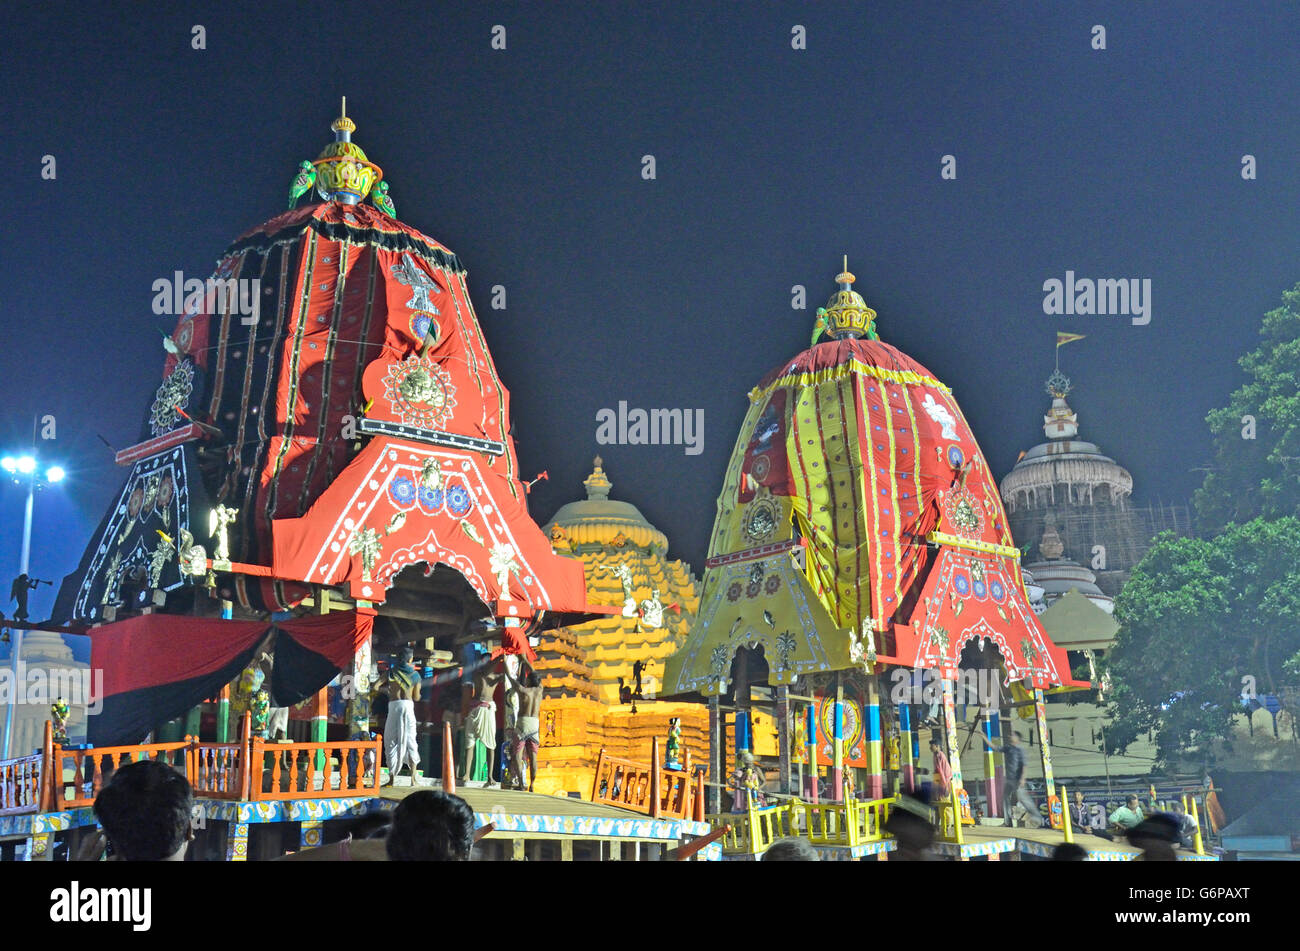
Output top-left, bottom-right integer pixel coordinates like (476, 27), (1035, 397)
(821, 258), (878, 341)
(583, 456), (612, 501)
(310, 98), (380, 205)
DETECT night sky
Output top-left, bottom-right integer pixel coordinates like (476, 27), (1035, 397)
(4, 1), (1299, 627)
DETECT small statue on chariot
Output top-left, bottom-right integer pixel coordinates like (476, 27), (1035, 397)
(730, 751), (766, 812)
(50, 697), (70, 745)
(664, 717), (682, 771)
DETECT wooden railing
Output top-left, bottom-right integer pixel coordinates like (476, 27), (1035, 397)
(709, 796), (896, 855)
(247, 735), (382, 800)
(708, 799), (798, 855)
(19, 715), (383, 810)
(0, 753), (46, 816)
(795, 796), (897, 847)
(590, 739), (702, 821)
(798, 799), (856, 847)
(50, 740), (190, 810)
(854, 796), (894, 842)
(189, 714), (252, 800)
(593, 750), (655, 812)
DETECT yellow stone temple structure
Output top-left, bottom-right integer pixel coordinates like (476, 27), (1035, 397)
(528, 458), (709, 797)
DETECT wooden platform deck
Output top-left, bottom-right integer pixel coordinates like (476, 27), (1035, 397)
(939, 824), (1219, 861)
(378, 783), (648, 819)
(377, 783), (714, 848)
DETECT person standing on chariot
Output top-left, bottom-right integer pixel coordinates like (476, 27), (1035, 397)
(376, 646), (421, 786)
(462, 657), (504, 785)
(730, 751), (766, 812)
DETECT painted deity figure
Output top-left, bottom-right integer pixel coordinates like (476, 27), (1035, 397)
(230, 658), (267, 731)
(209, 504), (239, 566)
(613, 563), (638, 618)
(638, 589), (664, 629)
(250, 689), (270, 737)
(50, 697), (70, 745)
(665, 717), (682, 771)
(730, 751), (766, 812)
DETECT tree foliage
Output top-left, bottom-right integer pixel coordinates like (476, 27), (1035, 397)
(1195, 283), (1300, 532)
(1102, 518), (1300, 767)
(1107, 284), (1300, 766)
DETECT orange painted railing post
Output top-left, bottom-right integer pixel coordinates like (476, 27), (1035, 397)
(239, 713), (254, 801)
(51, 745), (65, 810)
(694, 770), (706, 823)
(650, 737), (662, 819)
(592, 748), (606, 802)
(442, 720), (456, 794)
(40, 720), (54, 813)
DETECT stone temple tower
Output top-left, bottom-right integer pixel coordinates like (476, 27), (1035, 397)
(999, 371), (1148, 602)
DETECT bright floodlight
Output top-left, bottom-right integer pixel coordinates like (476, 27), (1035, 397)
(0, 457), (13, 473)
(15, 456), (35, 474)
(46, 466), (65, 483)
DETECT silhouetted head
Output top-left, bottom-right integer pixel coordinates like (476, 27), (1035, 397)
(1128, 814), (1179, 860)
(93, 759), (193, 861)
(386, 790), (476, 861)
(884, 792), (936, 857)
(1052, 843), (1088, 861)
(763, 838), (818, 861)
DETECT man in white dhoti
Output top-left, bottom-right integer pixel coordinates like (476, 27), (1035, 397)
(462, 658), (505, 785)
(377, 646), (421, 786)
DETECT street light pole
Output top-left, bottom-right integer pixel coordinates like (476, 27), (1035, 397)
(1, 475), (33, 761)
(20, 476), (33, 576)
(1, 451), (63, 761)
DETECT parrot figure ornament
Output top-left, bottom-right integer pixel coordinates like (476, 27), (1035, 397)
(811, 307), (829, 346)
(372, 180), (396, 217)
(288, 161), (317, 209)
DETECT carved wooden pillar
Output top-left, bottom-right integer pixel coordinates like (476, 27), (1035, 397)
(776, 684), (792, 795)
(708, 695), (722, 814)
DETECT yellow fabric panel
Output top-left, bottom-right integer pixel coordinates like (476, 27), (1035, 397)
(788, 376), (873, 632)
(663, 554), (853, 695)
(707, 395), (773, 557)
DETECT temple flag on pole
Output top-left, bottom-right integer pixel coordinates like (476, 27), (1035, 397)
(1056, 332), (1086, 347)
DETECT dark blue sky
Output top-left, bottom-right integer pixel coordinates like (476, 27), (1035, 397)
(4, 1), (1298, 624)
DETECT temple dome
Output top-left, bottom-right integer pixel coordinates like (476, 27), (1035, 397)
(1023, 518), (1114, 613)
(544, 457), (668, 551)
(1001, 379), (1133, 512)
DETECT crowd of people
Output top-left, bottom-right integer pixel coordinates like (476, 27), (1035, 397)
(75, 729), (1201, 862)
(78, 759), (478, 862)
